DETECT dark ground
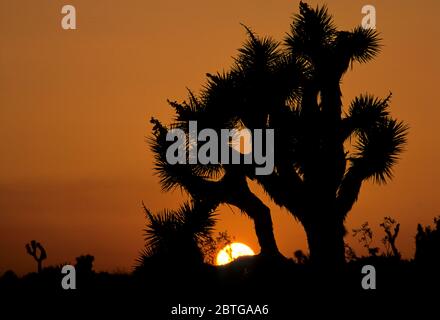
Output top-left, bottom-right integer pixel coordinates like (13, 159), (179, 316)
(1, 255), (438, 319)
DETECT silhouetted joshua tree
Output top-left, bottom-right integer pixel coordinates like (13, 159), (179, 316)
(149, 2), (407, 267)
(25, 240), (47, 273)
(136, 200), (217, 269)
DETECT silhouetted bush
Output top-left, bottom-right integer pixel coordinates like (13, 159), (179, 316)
(380, 216), (401, 258)
(293, 250), (309, 264)
(199, 230), (233, 265)
(415, 216), (440, 266)
(75, 254), (95, 274)
(352, 222), (380, 257)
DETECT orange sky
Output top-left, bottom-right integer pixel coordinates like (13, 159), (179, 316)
(1, 0), (439, 275)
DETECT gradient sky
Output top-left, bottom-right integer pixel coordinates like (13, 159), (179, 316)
(1, 0), (439, 275)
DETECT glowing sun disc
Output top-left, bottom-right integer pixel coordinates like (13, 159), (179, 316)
(216, 242), (255, 265)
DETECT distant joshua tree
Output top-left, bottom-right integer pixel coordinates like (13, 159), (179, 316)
(25, 240), (47, 273)
(149, 1), (407, 267)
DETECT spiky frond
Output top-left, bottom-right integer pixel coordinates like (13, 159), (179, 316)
(169, 89), (203, 125)
(352, 118), (408, 183)
(235, 24), (282, 72)
(336, 26), (381, 64)
(343, 93), (392, 139)
(140, 201), (217, 263)
(149, 117), (187, 191)
(285, 2), (337, 59)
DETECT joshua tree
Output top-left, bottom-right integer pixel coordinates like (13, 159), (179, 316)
(136, 200), (217, 268)
(25, 240), (47, 273)
(149, 2), (407, 267)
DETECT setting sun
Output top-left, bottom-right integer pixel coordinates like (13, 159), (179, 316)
(216, 242), (255, 266)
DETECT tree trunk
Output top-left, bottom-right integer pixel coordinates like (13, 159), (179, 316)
(227, 187), (281, 257)
(189, 169), (281, 257)
(303, 213), (346, 270)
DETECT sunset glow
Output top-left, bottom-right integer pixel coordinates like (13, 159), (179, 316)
(1, 1), (439, 275)
(216, 243), (255, 265)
